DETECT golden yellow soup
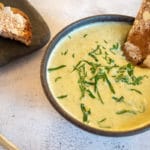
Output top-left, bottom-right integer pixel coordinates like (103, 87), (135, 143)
(47, 22), (150, 132)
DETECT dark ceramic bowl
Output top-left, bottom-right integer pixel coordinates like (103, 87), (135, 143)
(41, 15), (150, 136)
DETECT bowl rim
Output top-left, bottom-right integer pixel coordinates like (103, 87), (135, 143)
(40, 14), (150, 136)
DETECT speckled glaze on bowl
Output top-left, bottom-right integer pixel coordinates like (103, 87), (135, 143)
(41, 15), (150, 136)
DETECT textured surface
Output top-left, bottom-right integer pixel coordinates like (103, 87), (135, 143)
(1, 0), (150, 150)
(0, 0), (50, 66)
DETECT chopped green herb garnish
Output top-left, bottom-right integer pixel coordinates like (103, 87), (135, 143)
(55, 76), (62, 82)
(80, 103), (91, 123)
(104, 40), (108, 44)
(84, 60), (101, 70)
(57, 95), (68, 99)
(79, 85), (86, 99)
(75, 64), (87, 99)
(97, 90), (104, 104)
(98, 118), (107, 123)
(97, 118), (111, 128)
(110, 42), (120, 54)
(48, 65), (66, 72)
(111, 42), (119, 50)
(113, 74), (129, 84)
(104, 64), (119, 73)
(86, 89), (96, 99)
(61, 50), (68, 55)
(112, 96), (124, 102)
(126, 63), (134, 76)
(108, 57), (114, 64)
(102, 46), (106, 49)
(88, 52), (98, 62)
(68, 35), (72, 39)
(72, 41), (147, 112)
(116, 110), (136, 115)
(112, 64), (147, 85)
(72, 53), (75, 58)
(72, 60), (82, 71)
(131, 76), (146, 85)
(92, 70), (115, 94)
(103, 51), (114, 64)
(84, 81), (95, 86)
(83, 34), (88, 38)
(89, 45), (102, 55)
(87, 45), (102, 62)
(130, 89), (142, 95)
(103, 72), (115, 94)
(73, 56), (115, 103)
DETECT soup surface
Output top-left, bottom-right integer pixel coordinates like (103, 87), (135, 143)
(47, 22), (150, 131)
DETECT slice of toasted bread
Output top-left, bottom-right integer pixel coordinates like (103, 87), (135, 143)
(123, 0), (150, 68)
(0, 3), (32, 46)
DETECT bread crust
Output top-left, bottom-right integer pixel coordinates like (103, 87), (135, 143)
(11, 8), (32, 46)
(0, 3), (4, 9)
(123, 0), (150, 68)
(0, 3), (32, 46)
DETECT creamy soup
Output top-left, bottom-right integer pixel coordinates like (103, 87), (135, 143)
(47, 22), (150, 131)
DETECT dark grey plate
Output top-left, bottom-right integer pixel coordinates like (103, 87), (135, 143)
(0, 0), (50, 66)
(41, 15), (150, 136)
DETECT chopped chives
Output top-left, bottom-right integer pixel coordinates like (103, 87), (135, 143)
(102, 46), (106, 49)
(72, 53), (75, 58)
(98, 118), (107, 123)
(57, 95), (68, 99)
(116, 110), (136, 115)
(104, 73), (115, 94)
(130, 89), (142, 95)
(80, 103), (91, 123)
(97, 118), (111, 128)
(83, 34), (88, 38)
(55, 76), (62, 82)
(48, 65), (66, 72)
(88, 53), (98, 62)
(86, 89), (96, 99)
(61, 50), (68, 55)
(68, 35), (72, 39)
(112, 96), (124, 102)
(104, 40), (108, 44)
(97, 90), (104, 104)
